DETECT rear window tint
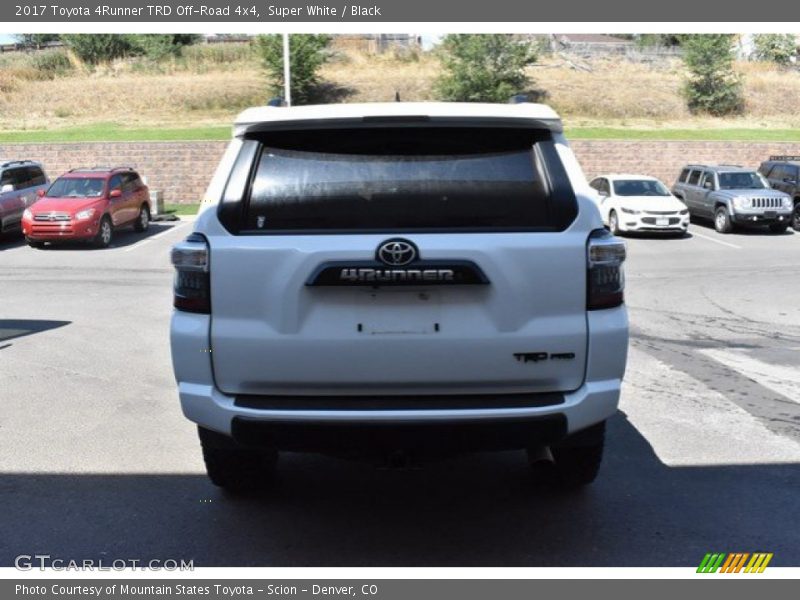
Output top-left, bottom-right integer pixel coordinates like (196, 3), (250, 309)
(235, 127), (575, 233)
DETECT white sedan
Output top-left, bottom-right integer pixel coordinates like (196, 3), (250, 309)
(589, 174), (690, 236)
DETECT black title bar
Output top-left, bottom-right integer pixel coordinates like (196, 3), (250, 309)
(1, 0), (787, 22)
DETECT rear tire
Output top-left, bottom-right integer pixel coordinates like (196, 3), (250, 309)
(94, 216), (113, 248)
(769, 222), (788, 234)
(793, 201), (800, 231)
(198, 427), (278, 493)
(714, 207), (733, 234)
(134, 205), (150, 232)
(550, 422), (606, 489)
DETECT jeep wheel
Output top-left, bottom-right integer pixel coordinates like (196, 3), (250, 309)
(769, 222), (788, 234)
(550, 422), (606, 489)
(199, 427), (277, 493)
(793, 202), (800, 231)
(134, 205), (150, 232)
(608, 210), (621, 236)
(714, 207), (733, 234)
(94, 216), (113, 248)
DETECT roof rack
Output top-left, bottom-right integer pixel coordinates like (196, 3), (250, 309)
(768, 155), (800, 162)
(68, 166), (135, 173)
(0, 159), (38, 169)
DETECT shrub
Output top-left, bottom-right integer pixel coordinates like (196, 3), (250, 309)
(434, 34), (538, 103)
(129, 34), (200, 61)
(681, 34), (744, 116)
(752, 34), (797, 66)
(256, 34), (332, 105)
(61, 34), (135, 64)
(30, 50), (73, 78)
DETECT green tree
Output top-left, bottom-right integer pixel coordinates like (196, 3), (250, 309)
(434, 34), (538, 103)
(16, 34), (60, 49)
(60, 34), (134, 64)
(129, 34), (200, 61)
(681, 34), (744, 116)
(256, 34), (332, 105)
(752, 34), (797, 65)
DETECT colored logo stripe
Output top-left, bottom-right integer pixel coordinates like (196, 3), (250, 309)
(697, 552), (772, 573)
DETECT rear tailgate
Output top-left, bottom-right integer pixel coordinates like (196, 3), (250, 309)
(208, 124), (588, 396)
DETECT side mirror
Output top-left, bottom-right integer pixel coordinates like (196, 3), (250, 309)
(109, 189), (122, 198)
(0, 184), (14, 194)
(703, 181), (714, 190)
(37, 188), (46, 197)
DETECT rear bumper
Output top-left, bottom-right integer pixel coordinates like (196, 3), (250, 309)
(177, 378), (620, 444)
(171, 305), (627, 449)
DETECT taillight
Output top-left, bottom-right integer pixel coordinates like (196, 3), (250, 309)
(587, 229), (626, 310)
(171, 233), (210, 313)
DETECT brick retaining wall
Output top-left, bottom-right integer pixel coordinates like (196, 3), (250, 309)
(3, 139), (800, 204)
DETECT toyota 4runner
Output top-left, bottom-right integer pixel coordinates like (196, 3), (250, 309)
(170, 102), (629, 492)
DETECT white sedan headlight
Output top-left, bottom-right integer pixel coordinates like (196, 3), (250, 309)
(75, 208), (96, 221)
(620, 207), (641, 215)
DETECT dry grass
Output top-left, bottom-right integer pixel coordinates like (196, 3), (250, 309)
(3, 45), (800, 134)
(319, 49), (440, 103)
(536, 56), (800, 129)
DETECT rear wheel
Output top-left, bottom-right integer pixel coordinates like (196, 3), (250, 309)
(608, 210), (621, 236)
(94, 216), (113, 248)
(714, 207), (733, 234)
(549, 421), (606, 489)
(792, 201), (800, 231)
(134, 205), (150, 232)
(769, 222), (788, 234)
(199, 426), (278, 493)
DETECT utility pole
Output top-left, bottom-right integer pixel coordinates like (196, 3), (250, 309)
(282, 33), (291, 106)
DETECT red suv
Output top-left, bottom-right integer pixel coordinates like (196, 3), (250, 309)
(22, 167), (150, 248)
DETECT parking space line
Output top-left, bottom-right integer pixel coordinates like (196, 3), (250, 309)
(690, 230), (742, 249)
(699, 347), (800, 405)
(123, 222), (188, 252)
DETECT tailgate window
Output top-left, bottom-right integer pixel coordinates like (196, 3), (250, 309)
(227, 127), (576, 233)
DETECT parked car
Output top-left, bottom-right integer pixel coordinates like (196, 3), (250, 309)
(672, 164), (793, 234)
(170, 102), (629, 492)
(0, 160), (49, 236)
(22, 166), (150, 248)
(758, 156), (800, 231)
(588, 173), (689, 236)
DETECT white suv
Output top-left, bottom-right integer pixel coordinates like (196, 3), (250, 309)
(170, 102), (628, 492)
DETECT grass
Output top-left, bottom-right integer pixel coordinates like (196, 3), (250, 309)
(0, 124), (230, 143)
(164, 203), (200, 216)
(564, 127), (800, 141)
(3, 122), (800, 144)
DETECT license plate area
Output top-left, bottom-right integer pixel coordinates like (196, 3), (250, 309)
(655, 218), (669, 226)
(356, 290), (441, 334)
(764, 211), (777, 219)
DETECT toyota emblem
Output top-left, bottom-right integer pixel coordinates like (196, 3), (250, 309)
(376, 239), (418, 266)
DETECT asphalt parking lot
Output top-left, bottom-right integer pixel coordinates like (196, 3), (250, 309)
(0, 218), (798, 567)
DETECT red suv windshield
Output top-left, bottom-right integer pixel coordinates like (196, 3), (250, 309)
(47, 177), (105, 199)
